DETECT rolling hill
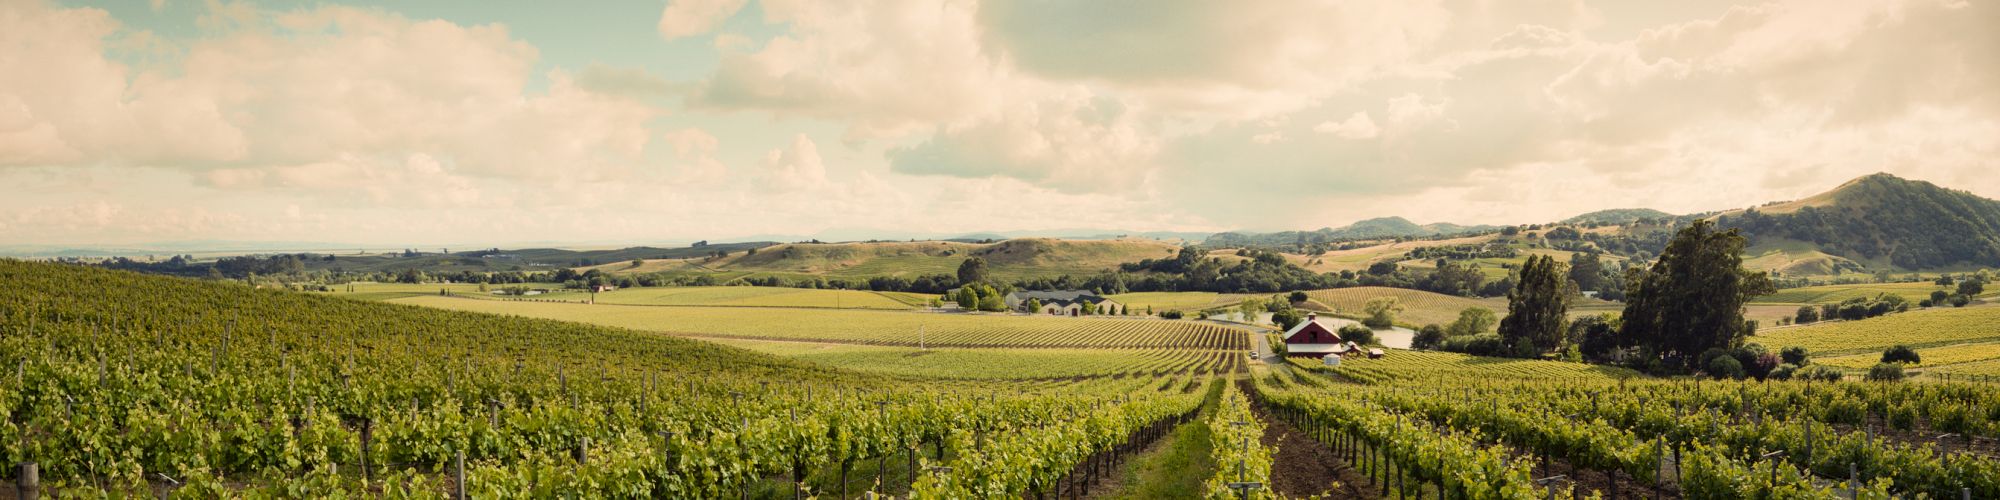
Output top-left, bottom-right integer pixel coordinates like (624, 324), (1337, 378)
(620, 237), (1182, 282)
(1205, 217), (1500, 248)
(1716, 173), (2000, 271)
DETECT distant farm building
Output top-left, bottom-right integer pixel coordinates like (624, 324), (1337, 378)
(1283, 313), (1363, 360)
(1005, 290), (1123, 316)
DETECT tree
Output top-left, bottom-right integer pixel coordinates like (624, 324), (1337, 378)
(1568, 252), (1605, 292)
(1959, 279), (1985, 297)
(1881, 345), (1921, 364)
(976, 285), (1006, 312)
(1361, 297), (1404, 328)
(956, 257), (990, 286)
(1951, 294), (1972, 307)
(1338, 324), (1377, 346)
(1866, 362), (1905, 382)
(1272, 309), (1305, 331)
(955, 287), (980, 311)
(1794, 306), (1820, 324)
(1617, 220), (1775, 371)
(1238, 298), (1265, 323)
(1781, 346), (1810, 366)
(1025, 298), (1043, 313)
(1705, 355), (1745, 380)
(1413, 324), (1446, 350)
(1079, 300), (1097, 315)
(1444, 307), (1497, 337)
(1498, 255), (1570, 355)
(1366, 261), (1399, 276)
(1288, 291), (1309, 304)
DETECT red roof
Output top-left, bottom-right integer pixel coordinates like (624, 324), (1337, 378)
(1282, 319), (1343, 345)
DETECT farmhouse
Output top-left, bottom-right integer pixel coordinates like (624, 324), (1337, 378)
(1282, 313), (1359, 359)
(1005, 290), (1123, 316)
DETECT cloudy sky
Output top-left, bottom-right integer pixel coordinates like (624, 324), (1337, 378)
(3, 0), (1996, 247)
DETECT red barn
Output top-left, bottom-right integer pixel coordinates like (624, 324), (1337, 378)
(1282, 313), (1349, 359)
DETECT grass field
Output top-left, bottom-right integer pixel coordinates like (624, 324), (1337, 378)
(590, 286), (916, 309)
(1307, 349), (1638, 384)
(1741, 239), (1864, 277)
(1301, 287), (1506, 329)
(392, 295), (1249, 349)
(708, 339), (1232, 380)
(1752, 281), (1967, 305)
(1755, 305), (2000, 355)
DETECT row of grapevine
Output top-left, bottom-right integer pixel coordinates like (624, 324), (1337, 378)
(1203, 384), (1273, 499)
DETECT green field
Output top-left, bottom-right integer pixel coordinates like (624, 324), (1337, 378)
(392, 295), (1249, 349)
(1756, 305), (2000, 355)
(709, 339), (1232, 380)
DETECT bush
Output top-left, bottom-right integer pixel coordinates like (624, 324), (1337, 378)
(1866, 362), (1905, 382)
(1881, 345), (1921, 364)
(1793, 305), (1819, 324)
(1796, 365), (1844, 382)
(1158, 310), (1184, 320)
(1271, 309), (1305, 331)
(1780, 346), (1810, 366)
(1338, 324), (1377, 346)
(1438, 333), (1508, 357)
(1768, 363), (1799, 381)
(1412, 324), (1446, 350)
(1951, 294), (1972, 307)
(1705, 355), (1745, 380)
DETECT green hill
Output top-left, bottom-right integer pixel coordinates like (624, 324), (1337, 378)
(671, 238), (1181, 281)
(1563, 208), (1674, 225)
(1718, 173), (2000, 271)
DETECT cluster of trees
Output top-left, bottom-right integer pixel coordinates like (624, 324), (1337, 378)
(96, 254), (316, 279)
(1421, 255), (1574, 358)
(1405, 244), (1517, 260)
(1791, 294), (1912, 325)
(1112, 247), (1344, 293)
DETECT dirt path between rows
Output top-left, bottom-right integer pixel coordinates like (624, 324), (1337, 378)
(1239, 380), (1375, 499)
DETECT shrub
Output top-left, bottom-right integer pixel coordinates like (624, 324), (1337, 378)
(1793, 305), (1819, 324)
(1888, 402), (1917, 429)
(1796, 365), (1844, 382)
(1158, 310), (1184, 320)
(1768, 363), (1799, 381)
(1438, 333), (1508, 357)
(1881, 345), (1921, 364)
(1820, 396), (1866, 425)
(1780, 346), (1810, 366)
(1706, 355), (1745, 380)
(1866, 362), (1905, 382)
(1951, 294), (1972, 307)
(1338, 324), (1377, 346)
(1412, 324), (1446, 350)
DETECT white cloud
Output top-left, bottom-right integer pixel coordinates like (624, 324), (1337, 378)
(657, 0), (747, 40)
(1314, 112), (1380, 140)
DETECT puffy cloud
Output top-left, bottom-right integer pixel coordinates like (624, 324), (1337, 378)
(657, 0), (748, 40)
(0, 1), (658, 184)
(759, 134), (828, 191)
(1314, 113), (1380, 140)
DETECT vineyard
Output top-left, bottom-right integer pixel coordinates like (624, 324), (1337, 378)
(1756, 306), (2000, 355)
(0, 260), (1235, 497)
(1307, 349), (1640, 385)
(390, 296), (1250, 350)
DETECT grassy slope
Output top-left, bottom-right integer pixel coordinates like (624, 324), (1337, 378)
(1302, 287), (1507, 328)
(1753, 281), (1977, 305)
(626, 238), (1181, 282)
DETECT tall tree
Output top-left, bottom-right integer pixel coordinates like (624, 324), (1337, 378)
(1497, 255), (1570, 355)
(1618, 220), (1775, 371)
(956, 257), (990, 285)
(1568, 251), (1605, 292)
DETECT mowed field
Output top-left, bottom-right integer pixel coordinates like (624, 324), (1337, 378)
(392, 295), (1249, 349)
(1106, 291), (1246, 312)
(1301, 287), (1506, 329)
(1756, 305), (2000, 369)
(708, 338), (1235, 380)
(590, 286), (918, 310)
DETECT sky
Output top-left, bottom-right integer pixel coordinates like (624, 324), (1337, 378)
(2, 0), (1997, 247)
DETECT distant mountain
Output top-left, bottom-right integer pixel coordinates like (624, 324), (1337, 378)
(1716, 173), (2000, 270)
(1564, 208), (1674, 225)
(1205, 217), (1499, 248)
